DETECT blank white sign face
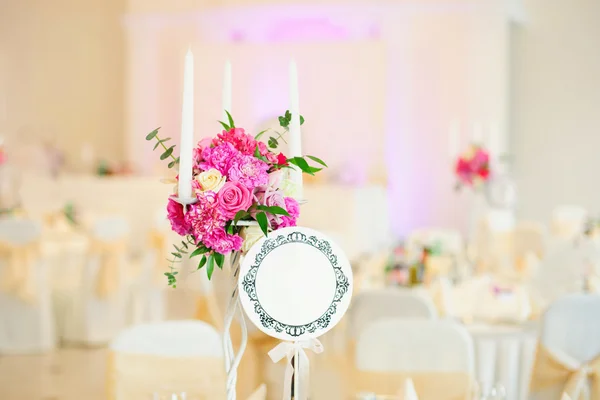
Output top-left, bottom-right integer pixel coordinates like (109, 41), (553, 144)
(239, 227), (353, 341)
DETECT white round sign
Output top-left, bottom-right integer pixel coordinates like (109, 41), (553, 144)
(239, 227), (353, 341)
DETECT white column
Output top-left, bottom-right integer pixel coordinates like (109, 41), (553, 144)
(122, 17), (160, 175)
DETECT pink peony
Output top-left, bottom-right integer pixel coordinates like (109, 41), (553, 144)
(199, 142), (240, 175)
(217, 181), (253, 219)
(185, 192), (224, 242)
(203, 227), (243, 254)
(279, 197), (300, 228)
(227, 154), (269, 189)
(167, 198), (192, 236)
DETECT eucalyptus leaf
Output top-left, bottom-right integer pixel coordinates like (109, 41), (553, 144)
(285, 110), (291, 120)
(256, 212), (269, 237)
(278, 116), (289, 128)
(207, 255), (215, 279)
(168, 161), (176, 169)
(171, 252), (182, 258)
(268, 137), (278, 149)
(153, 141), (162, 150)
(306, 155), (328, 167)
(300, 115), (305, 125)
(160, 146), (174, 160)
(145, 128), (160, 140)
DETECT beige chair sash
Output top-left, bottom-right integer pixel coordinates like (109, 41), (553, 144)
(148, 230), (167, 285)
(107, 351), (226, 399)
(90, 239), (127, 298)
(530, 344), (600, 400)
(353, 370), (473, 400)
(0, 240), (39, 302)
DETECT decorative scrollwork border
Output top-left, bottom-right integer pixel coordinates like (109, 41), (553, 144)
(241, 231), (350, 337)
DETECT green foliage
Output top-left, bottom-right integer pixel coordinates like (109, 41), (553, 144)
(214, 252), (224, 269)
(145, 127), (179, 169)
(256, 205), (290, 216)
(206, 254), (215, 279)
(256, 212), (269, 237)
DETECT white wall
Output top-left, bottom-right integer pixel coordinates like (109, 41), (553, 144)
(512, 0), (600, 221)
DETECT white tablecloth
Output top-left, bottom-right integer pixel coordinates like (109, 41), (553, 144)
(467, 323), (538, 400)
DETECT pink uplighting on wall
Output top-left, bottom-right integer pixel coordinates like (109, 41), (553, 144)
(266, 18), (349, 42)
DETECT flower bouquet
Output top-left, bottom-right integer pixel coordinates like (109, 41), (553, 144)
(454, 144), (491, 190)
(146, 111), (326, 286)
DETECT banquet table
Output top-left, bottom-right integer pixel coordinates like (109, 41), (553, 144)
(467, 322), (538, 400)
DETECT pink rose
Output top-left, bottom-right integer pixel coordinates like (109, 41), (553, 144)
(167, 198), (192, 236)
(255, 189), (286, 227)
(217, 181), (253, 219)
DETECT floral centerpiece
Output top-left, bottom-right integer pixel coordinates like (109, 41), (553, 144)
(0, 144), (5, 166)
(146, 111), (326, 286)
(454, 144), (491, 190)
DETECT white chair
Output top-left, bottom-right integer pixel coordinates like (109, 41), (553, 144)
(129, 209), (170, 325)
(530, 294), (600, 400)
(0, 218), (55, 353)
(61, 215), (131, 345)
(354, 319), (474, 399)
(108, 320), (226, 399)
(552, 205), (588, 240)
(348, 289), (438, 340)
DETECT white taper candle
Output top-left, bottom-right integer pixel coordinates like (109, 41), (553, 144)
(289, 60), (303, 199)
(222, 60), (232, 122)
(177, 49), (194, 200)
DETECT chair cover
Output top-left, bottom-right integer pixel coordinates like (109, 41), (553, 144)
(61, 215), (130, 345)
(348, 289), (438, 340)
(0, 218), (55, 353)
(530, 294), (600, 400)
(107, 320), (226, 399)
(552, 206), (588, 240)
(353, 319), (474, 400)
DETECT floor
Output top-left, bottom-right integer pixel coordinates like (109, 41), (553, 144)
(0, 348), (107, 400)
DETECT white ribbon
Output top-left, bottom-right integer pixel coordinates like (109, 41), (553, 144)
(268, 339), (324, 400)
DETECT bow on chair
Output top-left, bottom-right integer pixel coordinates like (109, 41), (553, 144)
(531, 345), (600, 400)
(268, 339), (324, 400)
(90, 239), (127, 298)
(0, 240), (39, 302)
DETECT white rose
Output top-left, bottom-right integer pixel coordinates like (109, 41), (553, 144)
(195, 168), (226, 193)
(241, 225), (263, 253)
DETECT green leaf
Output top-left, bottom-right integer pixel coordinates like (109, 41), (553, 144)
(288, 157), (315, 176)
(171, 252), (182, 258)
(145, 128), (160, 140)
(153, 141), (162, 150)
(300, 115), (305, 125)
(285, 110), (291, 120)
(160, 146), (174, 160)
(218, 121), (230, 131)
(225, 110), (235, 129)
(197, 255), (207, 270)
(255, 129), (269, 140)
(214, 252), (224, 269)
(278, 116), (289, 128)
(189, 246), (209, 258)
(268, 137), (278, 149)
(253, 145), (261, 158)
(206, 254), (215, 279)
(168, 161), (176, 168)
(306, 155), (328, 167)
(256, 212), (269, 237)
(256, 205), (290, 216)
(234, 210), (250, 224)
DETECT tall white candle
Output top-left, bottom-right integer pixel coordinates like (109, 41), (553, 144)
(471, 121), (484, 146)
(177, 49), (194, 200)
(288, 60), (303, 199)
(222, 60), (232, 122)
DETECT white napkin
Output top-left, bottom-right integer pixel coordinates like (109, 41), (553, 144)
(399, 378), (419, 400)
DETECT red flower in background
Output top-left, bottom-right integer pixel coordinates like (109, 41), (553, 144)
(454, 145), (491, 188)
